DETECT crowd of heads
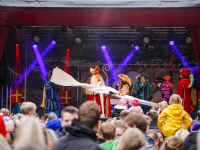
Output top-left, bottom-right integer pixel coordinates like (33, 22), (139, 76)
(0, 93), (200, 150)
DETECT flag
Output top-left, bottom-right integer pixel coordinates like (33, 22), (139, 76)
(11, 89), (22, 103)
(61, 91), (72, 104)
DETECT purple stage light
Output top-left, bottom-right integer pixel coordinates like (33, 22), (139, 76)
(51, 40), (56, 45)
(33, 45), (37, 48)
(169, 41), (175, 46)
(101, 46), (106, 50)
(135, 46), (139, 51)
(14, 41), (56, 85)
(33, 45), (47, 81)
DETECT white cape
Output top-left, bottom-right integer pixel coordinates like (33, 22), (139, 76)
(51, 67), (159, 108)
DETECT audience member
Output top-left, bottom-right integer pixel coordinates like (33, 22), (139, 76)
(20, 102), (37, 116)
(116, 128), (153, 150)
(46, 118), (62, 132)
(5, 119), (21, 147)
(175, 129), (189, 141)
(158, 94), (191, 137)
(52, 101), (102, 150)
(155, 130), (165, 143)
(159, 101), (168, 114)
(0, 134), (11, 150)
(119, 110), (130, 121)
(0, 108), (11, 123)
(45, 129), (58, 150)
(0, 116), (6, 137)
(144, 115), (151, 130)
(113, 120), (123, 127)
(128, 99), (144, 114)
(112, 99), (128, 118)
(192, 110), (200, 125)
(56, 106), (78, 138)
(160, 136), (182, 150)
(99, 122), (118, 150)
(14, 116), (46, 150)
(115, 124), (125, 139)
(146, 130), (160, 150)
(146, 111), (159, 129)
(10, 113), (23, 121)
(47, 112), (57, 121)
(124, 112), (154, 145)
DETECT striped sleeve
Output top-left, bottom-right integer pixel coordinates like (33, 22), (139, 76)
(161, 83), (170, 101)
(117, 84), (129, 96)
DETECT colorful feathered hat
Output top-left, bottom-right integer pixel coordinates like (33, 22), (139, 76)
(180, 68), (194, 88)
(118, 74), (132, 87)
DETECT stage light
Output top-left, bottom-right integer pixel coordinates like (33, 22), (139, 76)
(32, 34), (41, 44)
(101, 46), (106, 50)
(135, 46), (139, 51)
(169, 41), (175, 46)
(143, 37), (150, 44)
(185, 37), (192, 44)
(75, 37), (82, 44)
(51, 40), (56, 45)
(33, 45), (47, 81)
(14, 41), (56, 85)
(172, 50), (175, 52)
(16, 44), (18, 47)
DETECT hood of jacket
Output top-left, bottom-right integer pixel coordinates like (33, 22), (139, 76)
(65, 119), (97, 142)
(46, 118), (62, 131)
(167, 104), (184, 117)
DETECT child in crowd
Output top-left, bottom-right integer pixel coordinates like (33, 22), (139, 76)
(99, 122), (119, 150)
(112, 99), (128, 118)
(20, 102), (37, 116)
(158, 94), (191, 137)
(158, 101), (168, 114)
(128, 99), (144, 114)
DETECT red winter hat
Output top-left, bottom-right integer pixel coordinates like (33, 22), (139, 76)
(180, 68), (191, 77)
(0, 116), (6, 137)
(131, 99), (140, 106)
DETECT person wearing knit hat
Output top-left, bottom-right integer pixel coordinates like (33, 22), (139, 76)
(130, 73), (153, 113)
(154, 76), (173, 103)
(128, 99), (144, 114)
(177, 68), (194, 116)
(112, 99), (128, 118)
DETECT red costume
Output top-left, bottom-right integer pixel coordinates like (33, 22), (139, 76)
(85, 66), (112, 117)
(176, 68), (194, 115)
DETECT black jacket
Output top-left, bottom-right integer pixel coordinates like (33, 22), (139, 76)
(112, 105), (127, 118)
(52, 119), (102, 150)
(55, 127), (66, 138)
(182, 132), (197, 150)
(149, 120), (159, 130)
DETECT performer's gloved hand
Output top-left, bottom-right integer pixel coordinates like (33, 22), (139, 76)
(147, 97), (152, 101)
(115, 85), (119, 90)
(109, 91), (115, 94)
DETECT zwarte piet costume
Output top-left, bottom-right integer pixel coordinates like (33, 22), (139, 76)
(41, 72), (59, 117)
(176, 68), (194, 115)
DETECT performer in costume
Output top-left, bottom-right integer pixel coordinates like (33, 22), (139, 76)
(85, 66), (112, 117)
(154, 76), (173, 104)
(130, 73), (153, 113)
(110, 74), (131, 96)
(41, 72), (59, 117)
(176, 68), (194, 116)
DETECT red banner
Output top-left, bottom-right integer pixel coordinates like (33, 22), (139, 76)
(11, 89), (22, 103)
(61, 91), (72, 104)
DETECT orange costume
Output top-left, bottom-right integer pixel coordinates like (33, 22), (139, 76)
(85, 66), (112, 117)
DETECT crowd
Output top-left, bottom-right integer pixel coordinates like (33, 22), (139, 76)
(0, 93), (200, 150)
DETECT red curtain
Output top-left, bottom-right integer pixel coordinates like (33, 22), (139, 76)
(0, 26), (9, 62)
(190, 27), (200, 73)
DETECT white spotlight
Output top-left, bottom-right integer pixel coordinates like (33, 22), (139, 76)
(185, 37), (192, 44)
(143, 37), (150, 44)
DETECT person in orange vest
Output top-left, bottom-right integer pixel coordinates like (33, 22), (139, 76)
(176, 68), (194, 116)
